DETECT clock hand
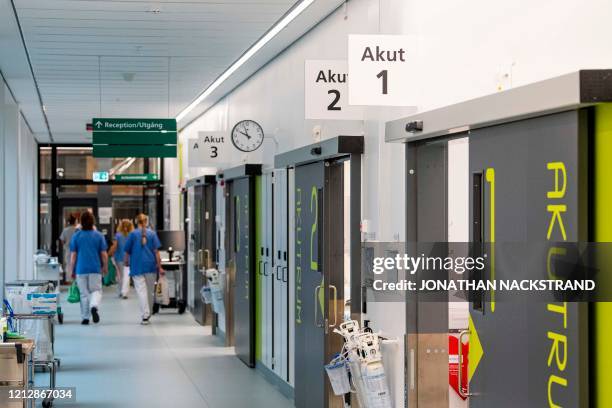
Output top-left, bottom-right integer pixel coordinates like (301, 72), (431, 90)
(238, 130), (251, 139)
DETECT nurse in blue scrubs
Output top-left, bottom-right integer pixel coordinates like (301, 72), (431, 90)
(70, 211), (108, 325)
(124, 213), (164, 325)
(109, 219), (134, 299)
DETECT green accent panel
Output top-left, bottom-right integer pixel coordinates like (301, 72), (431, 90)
(115, 173), (159, 182)
(93, 144), (176, 158)
(93, 131), (177, 145)
(92, 118), (177, 132)
(594, 104), (612, 408)
(310, 186), (318, 272)
(255, 175), (263, 362)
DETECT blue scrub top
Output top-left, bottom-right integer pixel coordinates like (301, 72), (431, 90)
(113, 232), (128, 263)
(124, 228), (161, 276)
(69, 229), (107, 275)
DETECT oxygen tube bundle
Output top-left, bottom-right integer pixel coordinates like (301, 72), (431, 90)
(325, 320), (393, 408)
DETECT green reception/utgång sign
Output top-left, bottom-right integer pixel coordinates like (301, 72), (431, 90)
(92, 118), (177, 132)
(92, 118), (178, 158)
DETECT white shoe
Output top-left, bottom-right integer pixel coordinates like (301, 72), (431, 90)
(141, 317), (151, 325)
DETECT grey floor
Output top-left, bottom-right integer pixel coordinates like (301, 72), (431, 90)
(38, 285), (294, 408)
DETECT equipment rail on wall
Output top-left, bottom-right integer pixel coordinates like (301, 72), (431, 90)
(185, 175), (216, 189)
(385, 69), (612, 143)
(275, 135), (364, 169)
(218, 164), (263, 182)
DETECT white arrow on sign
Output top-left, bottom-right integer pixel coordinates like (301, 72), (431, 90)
(95, 121), (103, 128)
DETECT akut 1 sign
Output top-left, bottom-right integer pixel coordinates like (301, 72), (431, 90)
(348, 34), (418, 107)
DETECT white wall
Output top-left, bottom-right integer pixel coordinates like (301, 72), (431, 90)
(168, 0), (612, 404)
(1, 80), (39, 285)
(410, 0), (612, 110)
(175, 0), (612, 232)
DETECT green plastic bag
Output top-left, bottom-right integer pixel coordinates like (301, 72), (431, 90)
(67, 282), (80, 303)
(103, 259), (116, 286)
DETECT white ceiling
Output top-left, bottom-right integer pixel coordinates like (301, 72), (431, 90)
(9, 0), (299, 142)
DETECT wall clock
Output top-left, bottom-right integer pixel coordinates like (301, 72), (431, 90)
(231, 120), (264, 152)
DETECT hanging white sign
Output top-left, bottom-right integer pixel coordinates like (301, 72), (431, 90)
(305, 60), (364, 120)
(188, 131), (230, 167)
(348, 34), (418, 106)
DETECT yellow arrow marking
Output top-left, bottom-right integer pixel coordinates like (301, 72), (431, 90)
(468, 314), (483, 382)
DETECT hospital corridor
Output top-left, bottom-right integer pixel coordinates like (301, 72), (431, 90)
(2, 0), (612, 407)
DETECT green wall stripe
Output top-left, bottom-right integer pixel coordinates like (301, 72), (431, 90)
(255, 175), (263, 362)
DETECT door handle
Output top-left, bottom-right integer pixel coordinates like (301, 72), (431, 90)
(263, 261), (269, 277)
(275, 265), (281, 281)
(458, 330), (472, 398)
(329, 285), (338, 328)
(282, 267), (288, 283)
(197, 249), (203, 268)
(258, 260), (264, 276)
(314, 285), (323, 328)
(409, 347), (415, 390)
(203, 249), (211, 269)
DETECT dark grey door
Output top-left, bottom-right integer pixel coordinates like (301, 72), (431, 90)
(405, 142), (451, 408)
(232, 177), (256, 367)
(203, 183), (216, 330)
(294, 161), (325, 408)
(294, 160), (347, 408)
(192, 185), (207, 325)
(468, 110), (588, 407)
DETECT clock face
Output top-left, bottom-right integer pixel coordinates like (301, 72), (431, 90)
(231, 120), (264, 152)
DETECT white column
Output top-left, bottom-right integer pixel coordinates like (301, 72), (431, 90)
(18, 122), (37, 279)
(3, 101), (20, 282)
(163, 157), (181, 230)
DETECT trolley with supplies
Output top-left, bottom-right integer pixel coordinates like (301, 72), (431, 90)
(4, 315), (59, 408)
(152, 231), (187, 315)
(0, 339), (36, 408)
(5, 280), (62, 325)
(4, 281), (61, 407)
(33, 253), (64, 325)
